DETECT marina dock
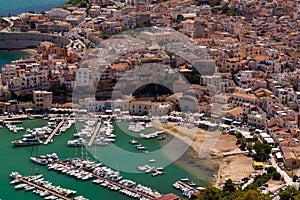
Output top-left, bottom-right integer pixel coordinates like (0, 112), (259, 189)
(60, 160), (155, 200)
(44, 119), (65, 145)
(16, 177), (71, 200)
(87, 120), (102, 147)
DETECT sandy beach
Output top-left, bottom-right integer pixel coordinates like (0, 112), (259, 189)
(152, 119), (258, 188)
(20, 48), (37, 55)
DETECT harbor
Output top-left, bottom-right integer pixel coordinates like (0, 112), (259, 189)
(34, 154), (162, 200)
(0, 117), (214, 200)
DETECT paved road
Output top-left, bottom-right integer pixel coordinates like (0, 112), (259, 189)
(270, 155), (299, 189)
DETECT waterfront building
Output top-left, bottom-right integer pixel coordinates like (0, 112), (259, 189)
(33, 90), (53, 111)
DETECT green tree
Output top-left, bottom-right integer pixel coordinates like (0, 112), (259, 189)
(247, 143), (253, 155)
(272, 172), (281, 180)
(240, 138), (247, 150)
(236, 132), (243, 139)
(279, 190), (293, 200)
(223, 179), (236, 195)
(99, 34), (110, 39)
(266, 166), (276, 175)
(253, 142), (271, 161)
(197, 185), (222, 200)
(241, 189), (270, 200)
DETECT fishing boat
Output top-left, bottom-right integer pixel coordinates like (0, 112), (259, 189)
(136, 146), (146, 150)
(180, 177), (189, 182)
(129, 139), (138, 144)
(188, 181), (197, 187)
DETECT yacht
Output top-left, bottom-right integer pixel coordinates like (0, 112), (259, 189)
(15, 183), (28, 189)
(12, 138), (42, 147)
(10, 172), (21, 179)
(67, 139), (85, 147)
(30, 157), (48, 165)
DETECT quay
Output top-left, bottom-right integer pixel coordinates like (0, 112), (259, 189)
(16, 177), (71, 200)
(59, 160), (155, 200)
(44, 119), (65, 145)
(3, 120), (22, 124)
(87, 120), (102, 147)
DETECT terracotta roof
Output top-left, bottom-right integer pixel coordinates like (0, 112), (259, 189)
(41, 41), (54, 47)
(154, 193), (179, 200)
(227, 107), (243, 117)
(111, 64), (126, 70)
(232, 92), (257, 101)
(270, 126), (281, 131)
(278, 131), (289, 135)
(254, 55), (267, 61)
(280, 140), (289, 147)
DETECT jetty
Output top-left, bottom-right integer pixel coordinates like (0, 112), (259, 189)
(87, 120), (102, 147)
(44, 119), (64, 145)
(59, 160), (155, 199)
(16, 177), (71, 200)
(92, 171), (154, 199)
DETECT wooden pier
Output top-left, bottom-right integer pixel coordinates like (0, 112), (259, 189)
(17, 177), (71, 200)
(44, 119), (64, 145)
(87, 121), (102, 147)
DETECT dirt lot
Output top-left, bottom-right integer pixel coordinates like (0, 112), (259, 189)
(216, 155), (260, 186)
(212, 134), (238, 155)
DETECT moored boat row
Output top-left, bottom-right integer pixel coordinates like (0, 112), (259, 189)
(31, 154), (162, 200)
(173, 180), (199, 198)
(9, 172), (88, 200)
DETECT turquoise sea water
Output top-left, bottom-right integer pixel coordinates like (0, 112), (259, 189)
(0, 0), (66, 16)
(0, 50), (31, 70)
(0, 119), (215, 199)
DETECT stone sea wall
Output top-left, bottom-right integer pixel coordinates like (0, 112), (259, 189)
(0, 32), (70, 50)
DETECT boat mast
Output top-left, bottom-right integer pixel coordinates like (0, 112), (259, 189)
(94, 142), (97, 159)
(81, 145), (84, 159)
(35, 143), (39, 174)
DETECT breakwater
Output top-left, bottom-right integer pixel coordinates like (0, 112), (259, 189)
(0, 32), (70, 50)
